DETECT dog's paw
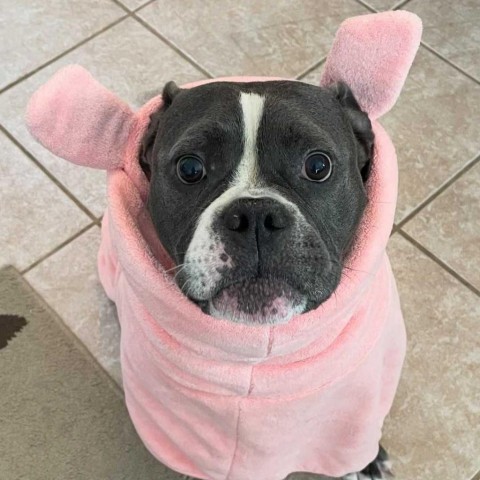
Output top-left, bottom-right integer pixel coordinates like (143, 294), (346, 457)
(343, 446), (393, 480)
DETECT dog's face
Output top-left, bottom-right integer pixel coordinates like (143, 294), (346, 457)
(140, 80), (373, 325)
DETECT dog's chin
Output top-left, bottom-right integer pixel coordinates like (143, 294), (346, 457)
(205, 277), (307, 325)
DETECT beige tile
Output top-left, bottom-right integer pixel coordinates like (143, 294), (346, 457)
(299, 47), (480, 222)
(24, 226), (122, 385)
(382, 234), (480, 480)
(0, 18), (205, 217)
(403, 161), (480, 291)
(138, 0), (368, 78)
(0, 0), (124, 90)
(0, 131), (91, 271)
(405, 0), (480, 81)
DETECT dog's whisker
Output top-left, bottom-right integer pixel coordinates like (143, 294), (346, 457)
(180, 276), (193, 295)
(342, 265), (371, 275)
(163, 263), (186, 275)
(311, 254), (372, 277)
(173, 265), (188, 281)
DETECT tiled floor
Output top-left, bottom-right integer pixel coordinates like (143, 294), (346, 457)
(1, 1), (479, 479)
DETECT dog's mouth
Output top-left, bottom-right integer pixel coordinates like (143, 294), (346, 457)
(205, 277), (307, 325)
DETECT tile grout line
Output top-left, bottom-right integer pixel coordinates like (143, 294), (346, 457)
(398, 230), (480, 297)
(392, 0), (412, 10)
(110, 0), (156, 13)
(132, 0), (157, 12)
(109, 0), (132, 14)
(396, 152), (480, 229)
(0, 14), (130, 96)
(468, 469), (480, 480)
(130, 11), (215, 79)
(0, 124), (98, 223)
(353, 0), (377, 13)
(420, 41), (480, 86)
(296, 57), (327, 80)
(352, 0), (376, 12)
(20, 222), (98, 275)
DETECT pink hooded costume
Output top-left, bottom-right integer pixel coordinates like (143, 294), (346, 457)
(26, 12), (422, 480)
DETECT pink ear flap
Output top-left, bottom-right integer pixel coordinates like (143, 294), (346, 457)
(26, 65), (135, 170)
(320, 11), (422, 120)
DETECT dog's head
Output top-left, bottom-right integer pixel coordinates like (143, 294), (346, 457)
(140, 80), (374, 325)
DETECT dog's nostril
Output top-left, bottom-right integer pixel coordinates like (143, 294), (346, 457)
(264, 213), (286, 231)
(264, 214), (274, 230)
(226, 213), (249, 232)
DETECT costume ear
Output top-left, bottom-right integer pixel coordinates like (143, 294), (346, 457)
(320, 11), (422, 120)
(26, 65), (135, 170)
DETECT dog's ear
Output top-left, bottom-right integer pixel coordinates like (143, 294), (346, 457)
(139, 108), (161, 180)
(162, 81), (181, 108)
(140, 81), (182, 179)
(331, 82), (374, 181)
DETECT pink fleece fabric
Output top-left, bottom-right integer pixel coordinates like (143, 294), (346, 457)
(26, 12), (421, 480)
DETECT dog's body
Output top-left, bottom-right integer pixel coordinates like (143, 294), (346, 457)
(141, 80), (392, 479)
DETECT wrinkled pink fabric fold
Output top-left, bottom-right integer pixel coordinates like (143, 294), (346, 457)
(26, 11), (422, 480)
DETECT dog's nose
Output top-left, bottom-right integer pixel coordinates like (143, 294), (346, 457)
(222, 198), (293, 236)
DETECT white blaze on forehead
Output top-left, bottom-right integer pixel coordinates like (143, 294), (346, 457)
(182, 89), (306, 305)
(232, 92), (266, 188)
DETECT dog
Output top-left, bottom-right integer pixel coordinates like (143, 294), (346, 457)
(25, 11), (421, 478)
(139, 79), (392, 480)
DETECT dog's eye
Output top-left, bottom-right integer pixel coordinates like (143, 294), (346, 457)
(176, 155), (206, 184)
(301, 152), (332, 182)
